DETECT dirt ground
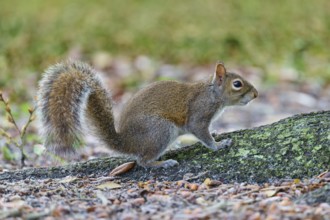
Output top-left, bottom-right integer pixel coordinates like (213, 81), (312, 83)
(1, 173), (330, 219)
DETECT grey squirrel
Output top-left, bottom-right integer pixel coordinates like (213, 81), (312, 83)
(37, 60), (258, 168)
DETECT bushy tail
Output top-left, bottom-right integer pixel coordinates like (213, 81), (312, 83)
(37, 60), (120, 156)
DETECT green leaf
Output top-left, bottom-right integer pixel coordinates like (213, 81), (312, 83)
(2, 145), (14, 161)
(33, 144), (45, 156)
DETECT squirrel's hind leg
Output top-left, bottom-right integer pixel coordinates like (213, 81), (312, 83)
(131, 116), (179, 169)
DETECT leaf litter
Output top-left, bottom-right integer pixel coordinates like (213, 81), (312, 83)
(0, 171), (329, 219)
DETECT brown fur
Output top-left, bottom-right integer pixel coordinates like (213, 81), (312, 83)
(37, 61), (258, 168)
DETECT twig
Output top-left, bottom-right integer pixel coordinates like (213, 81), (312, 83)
(231, 188), (261, 199)
(0, 91), (36, 167)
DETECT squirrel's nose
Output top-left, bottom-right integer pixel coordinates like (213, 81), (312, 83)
(253, 89), (258, 98)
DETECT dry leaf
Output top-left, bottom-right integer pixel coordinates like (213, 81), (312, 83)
(59, 176), (78, 183)
(109, 161), (136, 176)
(293, 179), (301, 184)
(195, 197), (208, 206)
(189, 183), (199, 191)
(262, 189), (278, 197)
(204, 178), (222, 187)
(204, 178), (212, 186)
(96, 181), (122, 189)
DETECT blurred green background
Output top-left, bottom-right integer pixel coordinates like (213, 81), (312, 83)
(0, 0), (329, 101)
(0, 0), (329, 167)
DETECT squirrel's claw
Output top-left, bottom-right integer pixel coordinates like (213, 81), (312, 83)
(215, 138), (232, 150)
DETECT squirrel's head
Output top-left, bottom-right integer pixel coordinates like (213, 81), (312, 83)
(211, 62), (258, 106)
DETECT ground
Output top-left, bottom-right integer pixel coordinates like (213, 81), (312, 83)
(1, 173), (329, 219)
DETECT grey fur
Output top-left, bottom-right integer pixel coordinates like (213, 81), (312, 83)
(37, 61), (258, 168)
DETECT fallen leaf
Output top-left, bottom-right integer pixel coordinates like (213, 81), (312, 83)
(195, 197), (208, 206)
(138, 181), (145, 188)
(86, 206), (97, 213)
(96, 181), (122, 189)
(109, 161), (136, 176)
(176, 180), (187, 187)
(189, 183), (199, 191)
(262, 189), (278, 197)
(293, 179), (301, 184)
(59, 176), (78, 183)
(204, 178), (222, 187)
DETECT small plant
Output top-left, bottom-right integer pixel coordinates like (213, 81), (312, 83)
(0, 91), (36, 167)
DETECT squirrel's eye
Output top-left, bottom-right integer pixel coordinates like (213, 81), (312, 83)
(232, 80), (243, 90)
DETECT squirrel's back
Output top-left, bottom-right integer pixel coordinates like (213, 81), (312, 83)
(119, 81), (203, 128)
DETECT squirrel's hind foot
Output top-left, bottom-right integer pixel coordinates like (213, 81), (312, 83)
(140, 159), (179, 169)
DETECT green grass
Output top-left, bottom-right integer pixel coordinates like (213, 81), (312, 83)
(0, 0), (329, 94)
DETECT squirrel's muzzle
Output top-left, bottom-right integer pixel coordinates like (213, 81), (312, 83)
(253, 89), (258, 99)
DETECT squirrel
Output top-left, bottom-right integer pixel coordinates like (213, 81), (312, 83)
(37, 60), (258, 168)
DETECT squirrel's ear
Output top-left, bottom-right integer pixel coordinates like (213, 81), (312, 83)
(212, 62), (226, 85)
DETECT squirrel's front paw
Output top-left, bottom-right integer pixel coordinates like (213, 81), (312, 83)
(215, 138), (232, 150)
